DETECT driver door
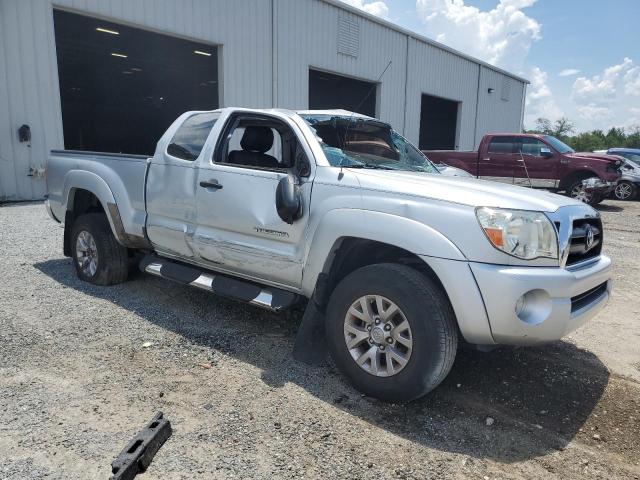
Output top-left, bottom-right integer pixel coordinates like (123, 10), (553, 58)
(192, 113), (313, 289)
(514, 137), (559, 188)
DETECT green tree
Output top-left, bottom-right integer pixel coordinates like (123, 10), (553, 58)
(525, 117), (639, 152)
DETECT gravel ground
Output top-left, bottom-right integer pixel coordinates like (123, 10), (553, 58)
(1, 200), (639, 479)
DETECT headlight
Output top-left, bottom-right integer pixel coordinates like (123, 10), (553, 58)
(475, 207), (558, 260)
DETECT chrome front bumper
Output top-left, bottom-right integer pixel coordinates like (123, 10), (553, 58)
(469, 255), (612, 345)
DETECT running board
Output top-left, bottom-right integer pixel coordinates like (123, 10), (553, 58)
(139, 255), (299, 312)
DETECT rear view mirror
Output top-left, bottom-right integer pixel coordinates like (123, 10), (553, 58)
(276, 174), (303, 224)
(540, 147), (553, 158)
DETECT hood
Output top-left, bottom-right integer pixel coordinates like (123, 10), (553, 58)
(568, 152), (621, 164)
(352, 170), (585, 212)
(435, 164), (473, 178)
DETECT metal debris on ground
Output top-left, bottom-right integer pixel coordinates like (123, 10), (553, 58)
(110, 411), (172, 480)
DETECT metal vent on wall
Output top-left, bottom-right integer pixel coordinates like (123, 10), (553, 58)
(337, 15), (359, 57)
(501, 78), (511, 101)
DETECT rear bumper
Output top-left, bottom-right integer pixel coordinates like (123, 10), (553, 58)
(469, 256), (612, 345)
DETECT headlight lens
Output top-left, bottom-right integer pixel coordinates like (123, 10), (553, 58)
(476, 207), (558, 260)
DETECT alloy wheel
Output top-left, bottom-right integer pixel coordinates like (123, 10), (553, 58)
(614, 182), (633, 200)
(75, 230), (99, 277)
(343, 295), (413, 377)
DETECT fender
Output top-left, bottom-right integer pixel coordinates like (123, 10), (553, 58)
(301, 208), (467, 296)
(559, 169), (599, 190)
(63, 170), (119, 236)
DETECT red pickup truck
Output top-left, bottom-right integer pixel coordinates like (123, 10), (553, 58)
(425, 133), (621, 205)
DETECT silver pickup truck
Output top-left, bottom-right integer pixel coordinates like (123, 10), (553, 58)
(45, 108), (612, 401)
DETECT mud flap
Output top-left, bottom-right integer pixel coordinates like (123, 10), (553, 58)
(292, 301), (328, 365)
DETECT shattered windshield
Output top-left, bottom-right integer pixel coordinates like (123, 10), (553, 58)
(300, 114), (439, 174)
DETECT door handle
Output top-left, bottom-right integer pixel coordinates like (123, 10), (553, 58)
(199, 179), (223, 190)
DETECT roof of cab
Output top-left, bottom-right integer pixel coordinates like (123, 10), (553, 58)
(188, 107), (377, 121)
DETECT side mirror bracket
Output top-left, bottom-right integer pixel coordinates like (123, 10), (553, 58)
(295, 144), (311, 177)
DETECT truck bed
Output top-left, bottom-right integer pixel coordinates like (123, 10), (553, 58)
(47, 150), (149, 239)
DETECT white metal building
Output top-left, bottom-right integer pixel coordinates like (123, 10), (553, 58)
(0, 0), (528, 201)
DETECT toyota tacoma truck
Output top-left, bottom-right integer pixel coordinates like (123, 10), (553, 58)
(45, 108), (612, 402)
(425, 133), (622, 205)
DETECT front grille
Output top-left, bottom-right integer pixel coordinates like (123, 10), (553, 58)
(566, 217), (602, 266)
(571, 282), (608, 312)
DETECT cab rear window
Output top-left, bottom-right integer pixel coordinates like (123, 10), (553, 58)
(167, 112), (219, 161)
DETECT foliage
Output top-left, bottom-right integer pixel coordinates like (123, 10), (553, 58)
(526, 118), (640, 152)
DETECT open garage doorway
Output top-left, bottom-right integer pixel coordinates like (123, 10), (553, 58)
(418, 94), (460, 150)
(53, 10), (219, 155)
(308, 69), (377, 117)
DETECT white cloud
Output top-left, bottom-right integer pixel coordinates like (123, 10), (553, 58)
(524, 66), (563, 127)
(628, 107), (640, 127)
(624, 66), (640, 96)
(570, 58), (640, 129)
(572, 58), (634, 101)
(340, 0), (389, 18)
(415, 0), (541, 71)
(576, 104), (613, 122)
(559, 68), (580, 77)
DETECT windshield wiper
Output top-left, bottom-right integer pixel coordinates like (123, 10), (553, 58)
(343, 164), (395, 170)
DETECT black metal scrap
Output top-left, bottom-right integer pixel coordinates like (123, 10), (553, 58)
(110, 411), (172, 480)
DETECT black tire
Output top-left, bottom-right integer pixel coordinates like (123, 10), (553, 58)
(613, 181), (637, 201)
(70, 213), (129, 286)
(325, 263), (458, 402)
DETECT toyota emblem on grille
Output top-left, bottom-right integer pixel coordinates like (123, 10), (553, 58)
(585, 224), (595, 251)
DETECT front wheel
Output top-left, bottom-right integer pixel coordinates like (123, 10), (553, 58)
(70, 213), (130, 285)
(325, 264), (458, 402)
(613, 181), (637, 201)
(567, 177), (601, 206)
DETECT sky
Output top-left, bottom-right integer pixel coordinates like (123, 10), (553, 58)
(340, 0), (640, 133)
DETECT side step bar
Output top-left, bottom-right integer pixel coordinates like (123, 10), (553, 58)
(139, 255), (299, 312)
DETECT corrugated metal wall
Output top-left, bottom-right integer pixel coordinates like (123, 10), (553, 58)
(0, 0), (273, 201)
(0, 0), (526, 201)
(404, 38), (481, 150)
(273, 0), (408, 130)
(475, 66), (527, 146)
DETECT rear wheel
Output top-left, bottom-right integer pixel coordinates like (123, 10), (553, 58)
(325, 263), (458, 402)
(614, 181), (636, 201)
(71, 213), (129, 285)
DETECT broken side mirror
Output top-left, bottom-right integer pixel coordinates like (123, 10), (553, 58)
(276, 174), (303, 224)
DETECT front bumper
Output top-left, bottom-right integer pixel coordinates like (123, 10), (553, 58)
(584, 179), (616, 196)
(469, 255), (612, 345)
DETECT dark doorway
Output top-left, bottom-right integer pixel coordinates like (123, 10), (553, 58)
(309, 69), (376, 117)
(419, 94), (459, 150)
(53, 10), (219, 155)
